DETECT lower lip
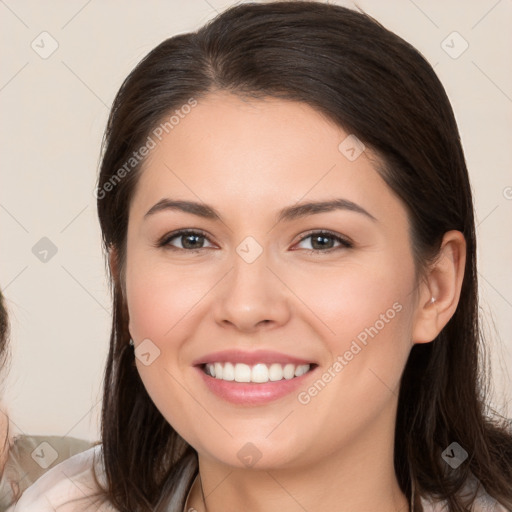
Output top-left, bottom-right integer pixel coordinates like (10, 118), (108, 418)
(194, 365), (318, 405)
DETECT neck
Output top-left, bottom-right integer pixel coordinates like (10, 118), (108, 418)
(187, 403), (409, 512)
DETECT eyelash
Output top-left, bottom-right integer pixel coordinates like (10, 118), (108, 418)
(157, 229), (353, 254)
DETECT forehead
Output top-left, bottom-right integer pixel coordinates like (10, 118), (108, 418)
(130, 91), (404, 226)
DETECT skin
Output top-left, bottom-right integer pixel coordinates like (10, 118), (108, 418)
(115, 91), (466, 512)
(0, 407), (9, 474)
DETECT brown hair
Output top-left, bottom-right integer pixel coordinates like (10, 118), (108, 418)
(0, 290), (9, 381)
(0, 290), (14, 495)
(94, 1), (512, 510)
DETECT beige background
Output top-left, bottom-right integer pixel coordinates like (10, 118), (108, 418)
(0, 0), (511, 442)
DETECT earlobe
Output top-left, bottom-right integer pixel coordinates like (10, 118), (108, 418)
(412, 230), (466, 345)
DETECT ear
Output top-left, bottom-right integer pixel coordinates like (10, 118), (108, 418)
(411, 230), (466, 344)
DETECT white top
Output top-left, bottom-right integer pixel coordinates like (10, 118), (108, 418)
(8, 444), (510, 512)
(7, 445), (114, 512)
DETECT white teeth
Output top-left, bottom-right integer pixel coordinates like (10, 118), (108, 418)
(234, 363), (251, 383)
(204, 362), (311, 383)
(283, 363), (295, 380)
(251, 363), (268, 383)
(294, 364), (309, 377)
(269, 363), (283, 381)
(222, 362), (235, 381)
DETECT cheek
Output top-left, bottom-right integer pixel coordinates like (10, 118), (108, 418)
(126, 277), (174, 342)
(288, 256), (416, 416)
(125, 257), (206, 344)
(124, 258), (205, 424)
(289, 264), (414, 449)
(290, 257), (414, 348)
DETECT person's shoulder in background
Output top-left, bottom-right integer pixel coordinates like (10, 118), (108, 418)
(419, 472), (511, 511)
(0, 435), (102, 512)
(7, 442), (115, 512)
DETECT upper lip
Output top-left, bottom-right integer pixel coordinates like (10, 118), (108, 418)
(192, 349), (316, 367)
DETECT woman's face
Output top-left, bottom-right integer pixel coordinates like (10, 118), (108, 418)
(124, 91), (423, 471)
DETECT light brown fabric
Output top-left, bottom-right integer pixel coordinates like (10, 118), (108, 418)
(0, 434), (91, 511)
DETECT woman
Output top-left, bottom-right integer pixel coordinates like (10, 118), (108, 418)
(0, 290), (92, 510)
(0, 291), (92, 511)
(13, 1), (512, 511)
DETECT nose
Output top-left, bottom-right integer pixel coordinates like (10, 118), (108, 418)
(212, 246), (291, 333)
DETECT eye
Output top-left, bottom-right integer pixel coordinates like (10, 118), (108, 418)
(156, 229), (353, 254)
(158, 229), (215, 252)
(293, 230), (353, 253)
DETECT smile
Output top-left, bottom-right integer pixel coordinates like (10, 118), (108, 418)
(196, 362), (319, 405)
(203, 362), (315, 383)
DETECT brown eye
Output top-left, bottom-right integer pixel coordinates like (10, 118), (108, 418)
(159, 230), (214, 251)
(295, 231), (353, 253)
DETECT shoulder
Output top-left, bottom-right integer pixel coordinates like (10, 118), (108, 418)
(419, 473), (510, 512)
(10, 443), (116, 512)
(0, 434), (92, 510)
(8, 433), (91, 479)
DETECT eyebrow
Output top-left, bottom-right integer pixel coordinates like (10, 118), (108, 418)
(144, 197), (378, 223)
